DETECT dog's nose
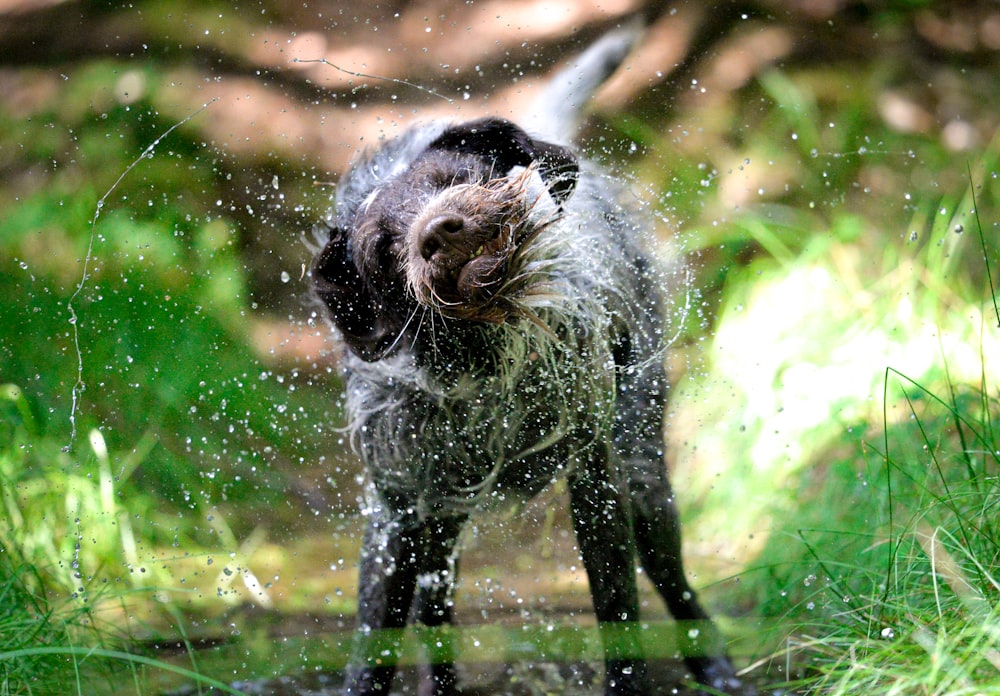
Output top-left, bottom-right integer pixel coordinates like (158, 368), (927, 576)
(419, 214), (465, 260)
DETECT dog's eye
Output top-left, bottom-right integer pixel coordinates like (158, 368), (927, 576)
(429, 172), (457, 188)
(429, 167), (481, 189)
(373, 226), (403, 268)
(376, 231), (394, 256)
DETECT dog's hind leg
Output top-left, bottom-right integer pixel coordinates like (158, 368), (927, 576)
(623, 408), (741, 693)
(630, 469), (744, 692)
(619, 378), (745, 693)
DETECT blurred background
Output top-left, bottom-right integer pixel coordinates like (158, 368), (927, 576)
(1, 1), (998, 694)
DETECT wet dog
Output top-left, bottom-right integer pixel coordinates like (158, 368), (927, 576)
(311, 25), (744, 696)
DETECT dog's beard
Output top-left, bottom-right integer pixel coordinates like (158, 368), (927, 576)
(402, 167), (560, 326)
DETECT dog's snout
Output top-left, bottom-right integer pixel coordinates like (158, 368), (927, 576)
(419, 214), (466, 260)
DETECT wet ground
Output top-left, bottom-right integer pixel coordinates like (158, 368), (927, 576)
(145, 605), (777, 696)
(164, 650), (720, 696)
(134, 492), (778, 695)
(192, 662), (704, 696)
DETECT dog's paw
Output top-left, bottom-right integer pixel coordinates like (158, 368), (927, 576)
(604, 659), (649, 696)
(692, 656), (756, 695)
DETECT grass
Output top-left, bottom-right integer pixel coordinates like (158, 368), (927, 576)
(1, 385), (155, 596)
(0, 549), (115, 695)
(0, 554), (246, 695)
(0, 386), (252, 695)
(661, 154), (1000, 691)
(785, 367), (1000, 694)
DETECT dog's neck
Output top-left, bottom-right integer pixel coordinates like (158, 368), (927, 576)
(409, 318), (505, 375)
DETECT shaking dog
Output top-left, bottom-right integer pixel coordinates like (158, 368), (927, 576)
(311, 25), (744, 696)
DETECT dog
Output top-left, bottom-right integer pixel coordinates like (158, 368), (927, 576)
(310, 24), (744, 696)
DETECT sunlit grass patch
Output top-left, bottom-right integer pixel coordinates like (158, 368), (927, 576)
(0, 385), (160, 598)
(662, 152), (1000, 691)
(666, 129), (998, 540)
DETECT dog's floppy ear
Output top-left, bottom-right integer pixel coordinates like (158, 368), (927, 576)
(312, 224), (397, 362)
(429, 117), (579, 205)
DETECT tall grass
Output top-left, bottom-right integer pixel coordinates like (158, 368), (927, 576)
(0, 547), (116, 695)
(800, 204), (1000, 690)
(0, 385), (157, 596)
(0, 550), (247, 695)
(0, 385), (251, 695)
(0, 382), (147, 692)
(702, 174), (1000, 692)
(786, 368), (1000, 695)
(618, 51), (1000, 690)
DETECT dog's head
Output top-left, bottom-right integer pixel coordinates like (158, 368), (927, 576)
(312, 117), (579, 361)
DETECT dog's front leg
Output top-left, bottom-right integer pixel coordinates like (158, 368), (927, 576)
(344, 506), (423, 696)
(570, 452), (649, 696)
(411, 515), (466, 696)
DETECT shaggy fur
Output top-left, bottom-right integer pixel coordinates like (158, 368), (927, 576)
(310, 25), (746, 696)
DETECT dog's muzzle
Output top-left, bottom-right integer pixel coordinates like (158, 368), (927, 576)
(405, 173), (540, 323)
(412, 210), (509, 307)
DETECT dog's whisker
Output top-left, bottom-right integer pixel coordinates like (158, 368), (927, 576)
(380, 308), (419, 359)
(509, 305), (559, 341)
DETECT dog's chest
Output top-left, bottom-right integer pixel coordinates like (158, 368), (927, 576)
(347, 343), (614, 515)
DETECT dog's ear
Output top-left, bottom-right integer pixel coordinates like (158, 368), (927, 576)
(312, 224), (397, 362)
(429, 117), (579, 205)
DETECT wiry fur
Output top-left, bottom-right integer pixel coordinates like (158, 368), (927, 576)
(324, 158), (655, 515)
(310, 23), (747, 696)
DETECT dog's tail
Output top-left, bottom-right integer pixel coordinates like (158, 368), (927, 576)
(526, 19), (644, 144)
